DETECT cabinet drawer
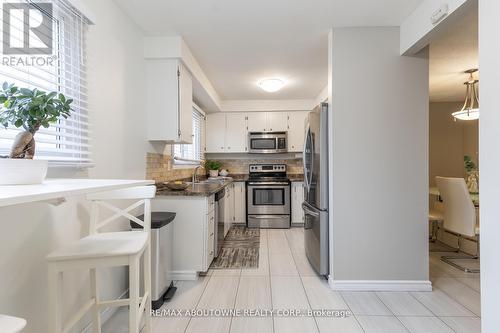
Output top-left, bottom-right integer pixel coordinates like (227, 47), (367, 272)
(207, 195), (215, 213)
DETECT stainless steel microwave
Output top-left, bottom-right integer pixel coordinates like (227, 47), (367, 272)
(248, 132), (288, 154)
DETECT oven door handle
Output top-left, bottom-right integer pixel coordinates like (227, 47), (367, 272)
(249, 215), (289, 219)
(247, 182), (290, 186)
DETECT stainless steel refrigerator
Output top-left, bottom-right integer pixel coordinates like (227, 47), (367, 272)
(302, 103), (329, 276)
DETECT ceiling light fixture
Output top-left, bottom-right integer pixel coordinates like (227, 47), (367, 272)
(452, 69), (479, 121)
(258, 78), (285, 93)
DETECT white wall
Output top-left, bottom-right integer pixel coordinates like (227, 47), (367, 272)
(0, 1), (152, 332)
(329, 28), (429, 284)
(478, 0), (500, 331)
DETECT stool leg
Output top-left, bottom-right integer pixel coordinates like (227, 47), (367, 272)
(129, 256), (140, 333)
(143, 244), (152, 333)
(90, 268), (101, 333)
(48, 263), (63, 333)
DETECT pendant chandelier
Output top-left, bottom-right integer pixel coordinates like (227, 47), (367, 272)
(452, 69), (479, 121)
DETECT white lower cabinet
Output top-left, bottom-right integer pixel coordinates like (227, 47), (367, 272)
(291, 181), (305, 224)
(152, 195), (215, 280)
(233, 182), (246, 223)
(224, 183), (235, 236)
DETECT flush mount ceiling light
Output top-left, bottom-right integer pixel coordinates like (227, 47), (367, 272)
(452, 69), (480, 121)
(258, 78), (285, 93)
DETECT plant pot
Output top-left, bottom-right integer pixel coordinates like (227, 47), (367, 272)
(0, 159), (48, 185)
(466, 170), (479, 194)
(209, 169), (219, 178)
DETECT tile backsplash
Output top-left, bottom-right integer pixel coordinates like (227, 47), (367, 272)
(216, 158), (303, 174)
(146, 153), (304, 183)
(146, 152), (204, 183)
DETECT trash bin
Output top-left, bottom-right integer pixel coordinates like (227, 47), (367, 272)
(131, 212), (176, 310)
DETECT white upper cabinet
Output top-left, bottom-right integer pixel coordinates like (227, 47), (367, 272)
(267, 112), (288, 132)
(206, 110), (310, 153)
(225, 113), (248, 152)
(205, 113), (226, 152)
(206, 113), (248, 153)
(146, 59), (193, 143)
(247, 112), (287, 132)
(287, 111), (309, 152)
(247, 113), (267, 132)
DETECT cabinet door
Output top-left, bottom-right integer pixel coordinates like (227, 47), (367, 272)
(225, 113), (248, 152)
(287, 111), (309, 152)
(178, 63), (193, 143)
(291, 182), (305, 224)
(247, 113), (268, 132)
(267, 112), (288, 132)
(146, 59), (180, 141)
(233, 182), (246, 223)
(206, 113), (226, 153)
(224, 184), (234, 237)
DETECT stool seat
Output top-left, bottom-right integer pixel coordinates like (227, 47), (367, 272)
(47, 231), (148, 261)
(0, 315), (26, 333)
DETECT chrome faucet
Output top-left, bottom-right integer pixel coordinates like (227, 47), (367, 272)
(192, 164), (203, 184)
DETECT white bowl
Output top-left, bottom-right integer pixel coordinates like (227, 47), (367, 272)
(219, 170), (229, 177)
(0, 159), (48, 185)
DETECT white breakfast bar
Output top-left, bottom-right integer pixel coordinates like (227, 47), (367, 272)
(0, 178), (154, 333)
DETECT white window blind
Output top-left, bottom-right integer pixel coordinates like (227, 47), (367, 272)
(0, 0), (91, 166)
(173, 106), (205, 164)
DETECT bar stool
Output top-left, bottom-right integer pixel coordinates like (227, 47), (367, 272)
(0, 315), (26, 333)
(46, 185), (155, 333)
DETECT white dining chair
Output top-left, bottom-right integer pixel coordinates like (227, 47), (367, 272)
(46, 185), (156, 333)
(436, 177), (479, 273)
(0, 314), (26, 333)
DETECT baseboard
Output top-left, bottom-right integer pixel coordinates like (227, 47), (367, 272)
(81, 289), (129, 333)
(170, 270), (198, 280)
(328, 277), (432, 292)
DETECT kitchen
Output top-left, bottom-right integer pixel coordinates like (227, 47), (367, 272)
(0, 1), (498, 333)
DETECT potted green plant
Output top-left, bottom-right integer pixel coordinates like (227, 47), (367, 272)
(204, 160), (222, 178)
(0, 83), (73, 185)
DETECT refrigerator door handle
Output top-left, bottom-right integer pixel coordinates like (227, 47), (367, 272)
(303, 127), (311, 192)
(302, 202), (320, 217)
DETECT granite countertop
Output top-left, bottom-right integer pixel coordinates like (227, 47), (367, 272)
(156, 178), (233, 197)
(288, 174), (304, 182)
(156, 173), (304, 197)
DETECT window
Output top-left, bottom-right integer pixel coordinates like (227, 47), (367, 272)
(173, 106), (205, 164)
(0, 0), (90, 166)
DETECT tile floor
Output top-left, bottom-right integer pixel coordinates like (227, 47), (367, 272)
(103, 228), (481, 333)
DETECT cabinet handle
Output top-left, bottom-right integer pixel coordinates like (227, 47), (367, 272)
(210, 251), (214, 255)
(210, 216), (214, 221)
(177, 68), (181, 139)
(210, 232), (214, 236)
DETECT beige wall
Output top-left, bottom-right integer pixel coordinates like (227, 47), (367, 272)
(429, 102), (479, 186)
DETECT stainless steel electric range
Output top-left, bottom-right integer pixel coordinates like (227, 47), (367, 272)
(246, 164), (291, 229)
